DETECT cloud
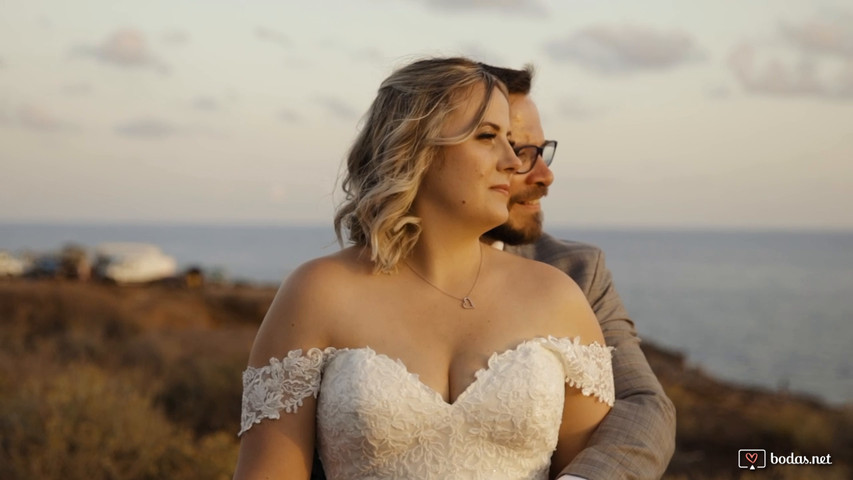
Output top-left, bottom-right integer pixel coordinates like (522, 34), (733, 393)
(457, 42), (507, 67)
(544, 24), (704, 74)
(256, 27), (289, 47)
(74, 28), (169, 73)
(728, 11), (853, 100)
(115, 117), (180, 138)
(706, 85), (732, 99)
(837, 61), (853, 95)
(62, 82), (93, 96)
(18, 105), (60, 130)
(162, 29), (189, 46)
(192, 96), (219, 111)
(314, 96), (359, 120)
(279, 108), (302, 123)
(728, 43), (853, 99)
(417, 0), (547, 15)
(779, 12), (853, 59)
(10, 104), (76, 132)
(555, 97), (603, 120)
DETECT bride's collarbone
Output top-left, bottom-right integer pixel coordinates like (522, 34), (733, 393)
(334, 306), (547, 365)
(336, 285), (554, 338)
(346, 300), (521, 335)
(328, 271), (561, 354)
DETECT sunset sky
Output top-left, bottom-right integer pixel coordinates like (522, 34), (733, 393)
(2, 0), (851, 229)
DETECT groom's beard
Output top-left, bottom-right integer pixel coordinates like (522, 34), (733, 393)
(485, 185), (547, 246)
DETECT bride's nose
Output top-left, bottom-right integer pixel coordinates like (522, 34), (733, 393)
(498, 139), (522, 173)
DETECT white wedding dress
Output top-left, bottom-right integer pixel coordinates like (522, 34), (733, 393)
(240, 336), (614, 480)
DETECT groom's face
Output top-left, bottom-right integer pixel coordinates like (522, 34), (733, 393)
(485, 93), (554, 245)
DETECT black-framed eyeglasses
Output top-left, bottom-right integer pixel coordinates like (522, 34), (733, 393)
(512, 140), (557, 174)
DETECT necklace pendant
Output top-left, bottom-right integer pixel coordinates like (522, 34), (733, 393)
(461, 297), (475, 309)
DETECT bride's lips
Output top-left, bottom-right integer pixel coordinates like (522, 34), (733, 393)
(490, 184), (510, 196)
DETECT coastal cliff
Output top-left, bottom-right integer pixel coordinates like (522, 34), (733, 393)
(0, 280), (849, 479)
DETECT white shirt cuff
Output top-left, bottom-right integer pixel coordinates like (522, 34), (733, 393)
(557, 475), (586, 480)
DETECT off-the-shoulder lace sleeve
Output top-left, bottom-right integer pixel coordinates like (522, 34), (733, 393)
(540, 336), (615, 406)
(239, 347), (337, 436)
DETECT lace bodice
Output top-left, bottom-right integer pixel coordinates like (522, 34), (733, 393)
(240, 336), (614, 480)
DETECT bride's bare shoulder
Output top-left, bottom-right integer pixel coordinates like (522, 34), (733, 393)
(493, 248), (602, 342)
(248, 247), (371, 363)
(274, 246), (373, 315)
(494, 248), (582, 296)
(284, 246), (370, 290)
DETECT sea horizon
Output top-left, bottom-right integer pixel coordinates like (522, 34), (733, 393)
(3, 219), (852, 234)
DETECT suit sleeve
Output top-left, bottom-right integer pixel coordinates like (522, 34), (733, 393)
(562, 250), (676, 480)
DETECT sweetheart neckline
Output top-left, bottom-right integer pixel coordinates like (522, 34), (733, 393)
(324, 335), (586, 407)
(239, 335), (614, 438)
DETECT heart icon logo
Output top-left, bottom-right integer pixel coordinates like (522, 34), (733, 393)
(745, 452), (758, 464)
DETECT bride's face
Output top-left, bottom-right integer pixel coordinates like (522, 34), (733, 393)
(414, 84), (520, 230)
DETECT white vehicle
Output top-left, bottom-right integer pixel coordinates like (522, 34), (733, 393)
(0, 251), (27, 277)
(94, 243), (177, 284)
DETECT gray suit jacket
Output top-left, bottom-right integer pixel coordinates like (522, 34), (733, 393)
(507, 233), (675, 480)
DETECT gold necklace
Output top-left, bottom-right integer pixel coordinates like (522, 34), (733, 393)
(404, 243), (483, 309)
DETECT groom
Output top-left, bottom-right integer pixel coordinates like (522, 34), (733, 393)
(481, 64), (676, 480)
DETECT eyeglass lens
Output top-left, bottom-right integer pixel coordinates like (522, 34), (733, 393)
(541, 141), (555, 166)
(514, 141), (556, 173)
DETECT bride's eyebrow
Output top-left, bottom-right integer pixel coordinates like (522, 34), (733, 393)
(478, 121), (505, 132)
(479, 121), (512, 139)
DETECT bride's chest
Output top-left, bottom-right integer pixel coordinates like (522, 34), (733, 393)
(315, 344), (566, 448)
(331, 303), (556, 405)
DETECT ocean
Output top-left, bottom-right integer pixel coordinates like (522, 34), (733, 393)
(2, 223), (852, 406)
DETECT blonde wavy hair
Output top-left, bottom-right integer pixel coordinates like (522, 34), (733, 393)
(334, 57), (506, 273)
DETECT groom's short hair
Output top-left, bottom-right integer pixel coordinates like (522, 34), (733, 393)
(479, 63), (534, 95)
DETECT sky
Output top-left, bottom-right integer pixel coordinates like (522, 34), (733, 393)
(1, 0), (852, 230)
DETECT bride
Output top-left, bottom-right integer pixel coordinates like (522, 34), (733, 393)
(233, 57), (613, 480)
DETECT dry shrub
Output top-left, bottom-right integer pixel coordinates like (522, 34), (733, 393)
(0, 363), (238, 480)
(202, 287), (273, 326)
(0, 282), (138, 356)
(157, 353), (245, 437)
(117, 334), (167, 373)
